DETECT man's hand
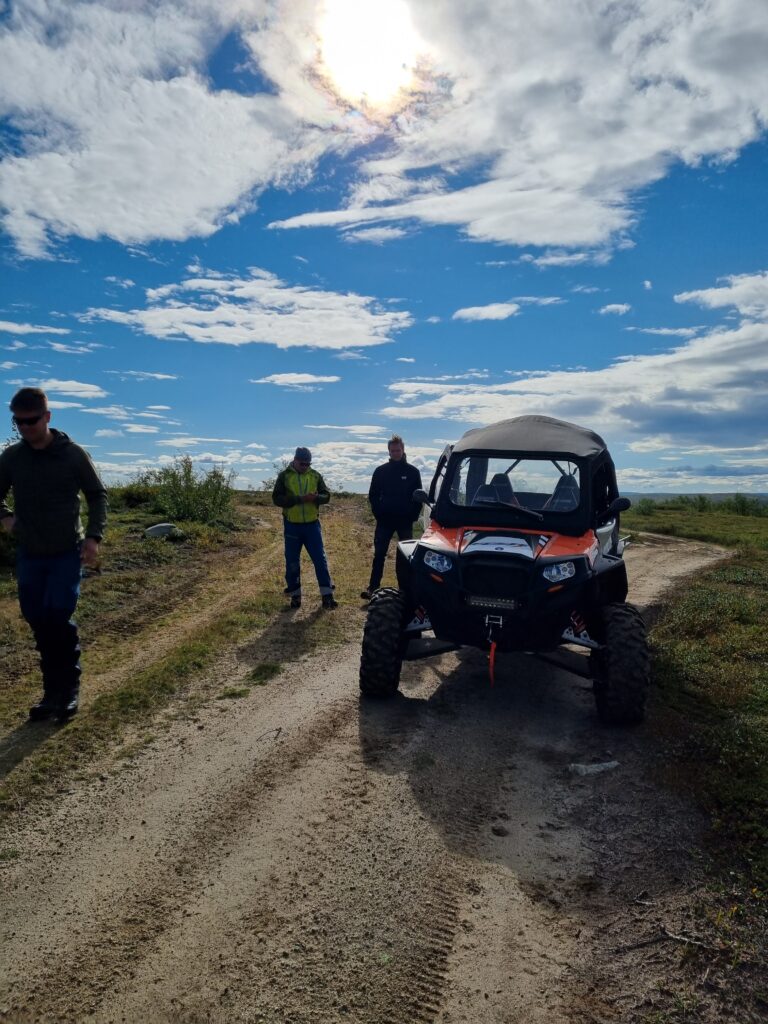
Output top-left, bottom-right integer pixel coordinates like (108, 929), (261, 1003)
(81, 537), (100, 568)
(302, 492), (318, 503)
(0, 515), (15, 534)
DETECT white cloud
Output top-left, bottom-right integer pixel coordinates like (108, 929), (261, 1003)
(49, 342), (96, 355)
(0, 361), (18, 370)
(342, 226), (409, 244)
(147, 405), (172, 410)
(304, 423), (386, 433)
(396, 357), (416, 363)
(513, 296), (564, 306)
(251, 373), (341, 392)
(521, 251), (610, 268)
(599, 303), (631, 315)
(37, 378), (108, 398)
(625, 326), (699, 338)
(95, 429), (124, 438)
(675, 271), (768, 319)
(452, 303), (520, 321)
(0, 320), (70, 335)
(271, 1), (768, 252)
(643, 280), (653, 290)
(125, 424), (160, 434)
(0, 2), (334, 257)
(156, 435), (240, 447)
(245, 442), (268, 449)
(105, 276), (136, 289)
(105, 370), (179, 380)
(86, 268), (411, 350)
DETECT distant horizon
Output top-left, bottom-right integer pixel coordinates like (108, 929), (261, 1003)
(2, 2), (767, 493)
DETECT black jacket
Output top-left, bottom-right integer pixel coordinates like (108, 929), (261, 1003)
(0, 429), (107, 556)
(368, 459), (422, 524)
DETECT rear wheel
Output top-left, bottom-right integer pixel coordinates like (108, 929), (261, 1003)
(592, 602), (650, 725)
(359, 588), (407, 698)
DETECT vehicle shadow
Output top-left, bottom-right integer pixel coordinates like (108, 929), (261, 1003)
(357, 646), (698, 896)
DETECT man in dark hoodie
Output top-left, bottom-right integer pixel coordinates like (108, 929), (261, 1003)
(361, 434), (422, 600)
(0, 388), (107, 722)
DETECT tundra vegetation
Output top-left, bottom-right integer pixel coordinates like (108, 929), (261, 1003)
(622, 504), (768, 1005)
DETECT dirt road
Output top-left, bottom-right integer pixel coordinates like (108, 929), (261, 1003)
(0, 535), (728, 1023)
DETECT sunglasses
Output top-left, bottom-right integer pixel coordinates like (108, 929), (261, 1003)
(12, 413), (45, 427)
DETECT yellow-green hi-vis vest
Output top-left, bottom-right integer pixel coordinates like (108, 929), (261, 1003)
(282, 468), (323, 524)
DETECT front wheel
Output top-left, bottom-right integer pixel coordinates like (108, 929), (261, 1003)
(359, 587), (407, 698)
(591, 602), (650, 725)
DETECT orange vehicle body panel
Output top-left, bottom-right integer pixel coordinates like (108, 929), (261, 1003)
(423, 521), (600, 565)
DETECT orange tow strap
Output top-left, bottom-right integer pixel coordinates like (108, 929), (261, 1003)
(489, 641), (497, 687)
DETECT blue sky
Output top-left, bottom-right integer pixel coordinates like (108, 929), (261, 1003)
(1, 0), (767, 492)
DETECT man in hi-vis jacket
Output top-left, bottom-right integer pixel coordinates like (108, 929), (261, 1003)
(272, 447), (337, 610)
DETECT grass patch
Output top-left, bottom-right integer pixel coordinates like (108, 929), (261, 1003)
(217, 686), (251, 700)
(637, 509), (768, 1014)
(624, 507), (768, 550)
(0, 847), (20, 862)
(249, 663), (281, 686)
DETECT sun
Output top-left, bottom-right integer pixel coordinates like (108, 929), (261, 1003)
(316, 0), (426, 115)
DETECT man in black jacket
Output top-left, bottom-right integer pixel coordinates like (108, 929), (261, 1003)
(0, 387), (107, 722)
(361, 435), (422, 600)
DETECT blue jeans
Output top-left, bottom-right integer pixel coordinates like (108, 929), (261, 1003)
(283, 521), (333, 596)
(16, 546), (82, 700)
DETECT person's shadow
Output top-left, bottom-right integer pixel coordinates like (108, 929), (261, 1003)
(0, 717), (64, 781)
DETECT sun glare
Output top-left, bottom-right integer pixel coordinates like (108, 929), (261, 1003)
(317, 0), (425, 114)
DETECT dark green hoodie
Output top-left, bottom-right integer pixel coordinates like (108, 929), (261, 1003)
(0, 429), (108, 556)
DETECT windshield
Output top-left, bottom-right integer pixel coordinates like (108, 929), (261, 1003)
(447, 455), (581, 514)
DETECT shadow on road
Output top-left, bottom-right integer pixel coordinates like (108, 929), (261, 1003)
(357, 646), (699, 902)
(0, 718), (64, 782)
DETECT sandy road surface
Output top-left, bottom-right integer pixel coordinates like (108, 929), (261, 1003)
(0, 535), (728, 1024)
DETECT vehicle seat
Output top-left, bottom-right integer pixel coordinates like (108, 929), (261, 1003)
(473, 484), (499, 504)
(489, 473), (517, 505)
(545, 474), (580, 511)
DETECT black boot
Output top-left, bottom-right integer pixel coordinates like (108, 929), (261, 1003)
(29, 693), (59, 722)
(56, 690), (79, 722)
(322, 593), (338, 610)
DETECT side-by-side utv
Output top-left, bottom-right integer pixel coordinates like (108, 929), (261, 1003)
(359, 415), (651, 724)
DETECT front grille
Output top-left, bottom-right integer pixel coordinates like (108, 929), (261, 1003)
(462, 561), (530, 600)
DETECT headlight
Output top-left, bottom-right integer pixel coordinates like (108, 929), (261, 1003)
(542, 561), (576, 583)
(424, 549), (453, 573)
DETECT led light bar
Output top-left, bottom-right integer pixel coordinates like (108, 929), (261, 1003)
(466, 595), (518, 609)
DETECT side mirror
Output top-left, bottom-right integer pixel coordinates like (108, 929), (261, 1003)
(413, 488), (432, 506)
(608, 496), (631, 515)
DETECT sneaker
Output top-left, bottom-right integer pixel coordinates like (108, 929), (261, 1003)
(321, 594), (338, 610)
(290, 594), (302, 608)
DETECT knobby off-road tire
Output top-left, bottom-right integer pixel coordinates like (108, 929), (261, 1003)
(359, 587), (407, 698)
(592, 602), (650, 725)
